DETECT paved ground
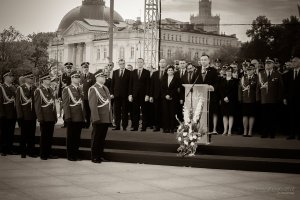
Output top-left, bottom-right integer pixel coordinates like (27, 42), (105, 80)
(0, 155), (299, 200)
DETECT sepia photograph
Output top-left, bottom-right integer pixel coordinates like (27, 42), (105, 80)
(0, 0), (299, 199)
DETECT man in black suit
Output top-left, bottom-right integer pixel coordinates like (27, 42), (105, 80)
(128, 58), (150, 131)
(150, 59), (167, 131)
(176, 60), (187, 122)
(199, 54), (219, 134)
(80, 62), (96, 128)
(111, 59), (131, 131)
(284, 54), (300, 140)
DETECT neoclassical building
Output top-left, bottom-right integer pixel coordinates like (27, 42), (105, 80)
(48, 0), (240, 72)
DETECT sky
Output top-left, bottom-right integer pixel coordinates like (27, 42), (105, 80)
(0, 0), (298, 42)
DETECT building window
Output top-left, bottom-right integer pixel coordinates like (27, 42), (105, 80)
(167, 34), (170, 40)
(202, 38), (205, 44)
(175, 35), (178, 41)
(167, 49), (172, 59)
(171, 35), (173, 41)
(130, 47), (134, 59)
(206, 38), (208, 44)
(103, 47), (107, 59)
(163, 34), (165, 40)
(119, 47), (125, 59)
(192, 36), (194, 43)
(97, 49), (101, 60)
(179, 35), (182, 42)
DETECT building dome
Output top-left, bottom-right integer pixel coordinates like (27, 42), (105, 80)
(58, 0), (124, 32)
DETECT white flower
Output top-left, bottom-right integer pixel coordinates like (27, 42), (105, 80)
(183, 132), (188, 137)
(189, 136), (193, 140)
(184, 141), (188, 145)
(191, 142), (195, 146)
(193, 135), (197, 139)
(178, 137), (182, 142)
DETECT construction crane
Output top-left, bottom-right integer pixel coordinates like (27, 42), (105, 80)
(144, 0), (161, 68)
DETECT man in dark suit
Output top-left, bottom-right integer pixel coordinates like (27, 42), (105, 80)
(62, 71), (86, 161)
(111, 59), (131, 131)
(128, 58), (150, 131)
(34, 73), (58, 160)
(58, 62), (72, 128)
(88, 69), (112, 163)
(0, 70), (17, 156)
(199, 54), (219, 134)
(256, 58), (284, 138)
(15, 72), (37, 158)
(150, 59), (167, 131)
(284, 55), (300, 140)
(80, 62), (95, 128)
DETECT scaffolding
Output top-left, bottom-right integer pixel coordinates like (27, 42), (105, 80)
(144, 0), (161, 68)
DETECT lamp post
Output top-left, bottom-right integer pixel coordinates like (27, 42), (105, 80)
(108, 0), (114, 63)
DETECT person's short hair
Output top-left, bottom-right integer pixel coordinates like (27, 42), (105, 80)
(200, 53), (210, 59)
(137, 58), (144, 62)
(166, 65), (175, 71)
(118, 58), (125, 62)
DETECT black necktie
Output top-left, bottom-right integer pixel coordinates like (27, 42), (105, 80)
(160, 71), (163, 79)
(120, 69), (123, 78)
(138, 70), (141, 79)
(188, 73), (192, 83)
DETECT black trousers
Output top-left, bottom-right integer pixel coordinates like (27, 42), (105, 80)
(91, 123), (109, 160)
(66, 122), (83, 159)
(153, 97), (163, 129)
(40, 121), (55, 158)
(20, 120), (36, 156)
(132, 95), (148, 129)
(1, 118), (16, 154)
(114, 97), (128, 129)
(83, 100), (91, 128)
(288, 102), (300, 138)
(162, 100), (176, 131)
(261, 103), (278, 137)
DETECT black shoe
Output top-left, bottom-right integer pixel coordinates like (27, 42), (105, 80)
(270, 136), (275, 139)
(92, 158), (102, 163)
(112, 127), (120, 131)
(40, 157), (47, 160)
(1, 153), (7, 156)
(261, 135), (268, 138)
(131, 128), (138, 131)
(286, 136), (295, 140)
(48, 155), (58, 159)
(141, 128), (147, 132)
(68, 157), (77, 161)
(28, 154), (38, 158)
(21, 154), (26, 158)
(153, 128), (160, 132)
(100, 157), (109, 162)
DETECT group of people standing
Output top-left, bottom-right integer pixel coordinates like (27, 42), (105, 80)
(0, 62), (112, 163)
(0, 52), (299, 163)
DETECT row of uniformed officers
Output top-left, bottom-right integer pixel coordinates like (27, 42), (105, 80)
(0, 68), (111, 163)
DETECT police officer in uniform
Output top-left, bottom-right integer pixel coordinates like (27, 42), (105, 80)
(88, 69), (112, 163)
(15, 72), (37, 158)
(80, 62), (95, 129)
(256, 58), (284, 138)
(58, 62), (73, 128)
(62, 71), (86, 161)
(0, 70), (17, 156)
(34, 73), (58, 160)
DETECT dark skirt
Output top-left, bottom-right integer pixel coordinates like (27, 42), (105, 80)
(221, 101), (236, 116)
(242, 103), (256, 117)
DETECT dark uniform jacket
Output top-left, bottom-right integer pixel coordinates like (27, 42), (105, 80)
(0, 83), (17, 119)
(256, 70), (284, 104)
(16, 84), (36, 120)
(111, 69), (130, 98)
(161, 76), (181, 101)
(62, 84), (86, 122)
(34, 85), (57, 122)
(58, 73), (71, 98)
(238, 75), (258, 103)
(88, 83), (113, 124)
(129, 68), (150, 98)
(80, 72), (96, 100)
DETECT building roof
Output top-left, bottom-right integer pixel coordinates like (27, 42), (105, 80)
(58, 1), (124, 32)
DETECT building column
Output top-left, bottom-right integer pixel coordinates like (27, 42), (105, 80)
(85, 42), (94, 71)
(72, 43), (77, 67)
(63, 44), (70, 63)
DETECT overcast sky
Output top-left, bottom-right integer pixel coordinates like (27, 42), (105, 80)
(0, 0), (298, 42)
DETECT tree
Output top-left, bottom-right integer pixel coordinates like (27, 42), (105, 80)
(211, 45), (240, 64)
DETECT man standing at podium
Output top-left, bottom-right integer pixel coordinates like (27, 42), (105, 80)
(199, 54), (219, 134)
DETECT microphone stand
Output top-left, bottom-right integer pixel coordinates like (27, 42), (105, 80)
(186, 72), (201, 109)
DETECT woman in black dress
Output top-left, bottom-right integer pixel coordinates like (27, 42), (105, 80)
(161, 65), (181, 133)
(219, 66), (239, 136)
(238, 64), (257, 137)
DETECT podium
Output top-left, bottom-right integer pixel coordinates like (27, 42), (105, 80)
(183, 84), (214, 144)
